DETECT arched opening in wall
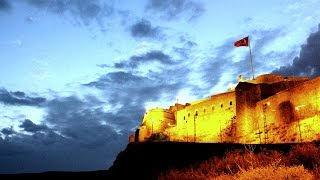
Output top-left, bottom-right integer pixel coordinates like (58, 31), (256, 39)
(230, 101), (232, 106)
(221, 104), (223, 108)
(203, 108), (206, 113)
(277, 101), (296, 124)
(212, 106), (215, 111)
(188, 113), (190, 117)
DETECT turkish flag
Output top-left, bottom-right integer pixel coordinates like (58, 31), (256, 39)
(234, 36), (249, 47)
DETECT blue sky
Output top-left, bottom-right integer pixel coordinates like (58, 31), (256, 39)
(0, 0), (320, 174)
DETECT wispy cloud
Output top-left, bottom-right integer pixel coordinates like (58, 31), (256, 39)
(113, 50), (175, 69)
(3, 0), (115, 31)
(145, 0), (205, 21)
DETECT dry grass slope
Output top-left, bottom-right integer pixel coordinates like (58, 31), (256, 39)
(213, 165), (313, 180)
(159, 143), (320, 180)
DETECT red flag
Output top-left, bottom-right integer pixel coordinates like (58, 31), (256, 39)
(234, 36), (249, 47)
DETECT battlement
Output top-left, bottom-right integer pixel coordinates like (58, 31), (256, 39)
(242, 74), (309, 84)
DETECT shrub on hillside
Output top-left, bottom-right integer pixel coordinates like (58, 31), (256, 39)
(211, 165), (313, 180)
(158, 143), (320, 179)
(214, 147), (283, 174)
(284, 143), (320, 169)
(159, 148), (284, 179)
(255, 149), (283, 166)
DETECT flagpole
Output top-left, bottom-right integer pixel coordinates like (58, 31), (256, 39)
(248, 37), (255, 80)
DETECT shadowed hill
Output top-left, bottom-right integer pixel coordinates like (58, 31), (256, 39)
(1, 142), (318, 179)
(107, 142), (299, 179)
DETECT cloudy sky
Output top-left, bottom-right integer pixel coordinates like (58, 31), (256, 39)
(0, 0), (320, 174)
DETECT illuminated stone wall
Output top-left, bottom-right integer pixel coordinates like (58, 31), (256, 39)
(255, 76), (320, 144)
(234, 79), (308, 143)
(235, 82), (262, 143)
(131, 74), (320, 144)
(166, 91), (236, 143)
(137, 108), (175, 141)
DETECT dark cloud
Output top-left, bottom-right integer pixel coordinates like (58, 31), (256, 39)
(81, 70), (186, 164)
(130, 19), (162, 39)
(272, 24), (320, 78)
(84, 68), (186, 117)
(0, 135), (32, 157)
(130, 50), (173, 65)
(145, 0), (205, 21)
(11, 91), (26, 97)
(85, 44), (193, 122)
(0, 46), (191, 174)
(25, 0), (114, 31)
(19, 119), (48, 133)
(0, 130), (125, 173)
(85, 71), (149, 88)
(1, 127), (15, 136)
(45, 95), (128, 146)
(0, 94), (128, 173)
(114, 50), (176, 69)
(0, 88), (46, 106)
(84, 71), (182, 103)
(0, 0), (11, 12)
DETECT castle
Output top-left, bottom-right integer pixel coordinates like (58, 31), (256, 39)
(130, 74), (320, 144)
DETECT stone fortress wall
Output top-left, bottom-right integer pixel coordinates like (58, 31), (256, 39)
(130, 74), (320, 144)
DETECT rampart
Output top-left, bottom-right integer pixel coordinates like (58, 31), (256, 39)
(130, 74), (320, 144)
